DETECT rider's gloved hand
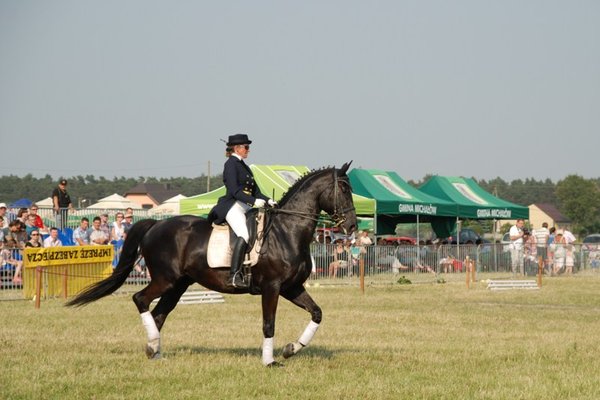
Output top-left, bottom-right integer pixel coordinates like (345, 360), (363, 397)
(254, 198), (266, 208)
(268, 199), (278, 207)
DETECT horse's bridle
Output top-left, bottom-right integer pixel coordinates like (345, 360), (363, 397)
(330, 169), (355, 228)
(268, 169), (355, 228)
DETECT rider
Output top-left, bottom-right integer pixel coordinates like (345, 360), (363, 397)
(208, 134), (277, 289)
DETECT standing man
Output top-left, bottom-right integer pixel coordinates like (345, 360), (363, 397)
(533, 222), (550, 271)
(52, 179), (73, 231)
(509, 219), (526, 275)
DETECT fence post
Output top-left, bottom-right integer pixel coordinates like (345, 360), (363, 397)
(359, 254), (365, 295)
(465, 256), (471, 289)
(35, 267), (42, 309)
(471, 259), (476, 283)
(62, 266), (68, 299)
(537, 256), (543, 288)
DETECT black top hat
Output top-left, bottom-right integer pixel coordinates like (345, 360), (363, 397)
(226, 134), (252, 146)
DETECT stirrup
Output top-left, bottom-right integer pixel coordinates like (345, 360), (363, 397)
(231, 272), (249, 289)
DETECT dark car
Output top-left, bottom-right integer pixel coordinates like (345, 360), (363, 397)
(447, 228), (489, 245)
(583, 234), (600, 250)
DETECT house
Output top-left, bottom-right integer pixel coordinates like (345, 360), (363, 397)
(124, 183), (180, 209)
(528, 203), (571, 230)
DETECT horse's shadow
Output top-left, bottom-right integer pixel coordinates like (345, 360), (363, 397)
(165, 345), (336, 360)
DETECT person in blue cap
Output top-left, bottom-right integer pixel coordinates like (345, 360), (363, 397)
(208, 134), (276, 288)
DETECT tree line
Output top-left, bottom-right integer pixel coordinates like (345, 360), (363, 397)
(1, 174), (599, 236)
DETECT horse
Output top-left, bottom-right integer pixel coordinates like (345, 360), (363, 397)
(66, 162), (357, 367)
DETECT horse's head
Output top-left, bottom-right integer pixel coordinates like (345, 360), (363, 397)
(319, 161), (357, 236)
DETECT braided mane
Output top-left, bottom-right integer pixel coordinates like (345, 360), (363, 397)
(278, 167), (336, 207)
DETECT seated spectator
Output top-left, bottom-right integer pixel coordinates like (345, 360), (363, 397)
(16, 208), (29, 223)
(99, 213), (111, 240)
(0, 203), (8, 229)
(3, 239), (24, 285)
(329, 240), (350, 278)
(122, 213), (134, 233)
(73, 217), (91, 246)
(25, 229), (44, 248)
(7, 220), (27, 248)
(111, 212), (126, 241)
(28, 204), (48, 232)
(25, 214), (39, 238)
(90, 216), (109, 245)
(43, 227), (63, 247)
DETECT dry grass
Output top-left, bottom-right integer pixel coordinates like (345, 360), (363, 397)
(2, 274), (600, 399)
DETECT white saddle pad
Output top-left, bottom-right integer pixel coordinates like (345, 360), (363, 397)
(206, 210), (265, 269)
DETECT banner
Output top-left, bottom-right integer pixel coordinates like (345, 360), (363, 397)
(23, 245), (113, 268)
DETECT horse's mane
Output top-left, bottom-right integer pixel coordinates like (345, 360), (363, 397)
(277, 166), (336, 207)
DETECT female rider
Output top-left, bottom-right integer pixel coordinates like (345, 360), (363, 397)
(208, 134), (276, 288)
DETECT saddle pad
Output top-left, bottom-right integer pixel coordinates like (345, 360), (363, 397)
(206, 211), (265, 269)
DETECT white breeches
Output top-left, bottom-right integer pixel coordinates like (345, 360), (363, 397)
(226, 201), (251, 243)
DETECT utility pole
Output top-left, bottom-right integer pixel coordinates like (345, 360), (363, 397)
(207, 160), (211, 192)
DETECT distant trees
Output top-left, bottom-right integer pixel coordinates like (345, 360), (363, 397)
(0, 174), (222, 206)
(1, 173), (599, 236)
(556, 175), (600, 236)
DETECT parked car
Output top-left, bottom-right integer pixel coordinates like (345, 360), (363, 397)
(501, 232), (512, 252)
(583, 234), (600, 251)
(379, 236), (417, 245)
(445, 228), (489, 245)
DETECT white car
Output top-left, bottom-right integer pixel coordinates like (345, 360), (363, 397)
(501, 233), (511, 252)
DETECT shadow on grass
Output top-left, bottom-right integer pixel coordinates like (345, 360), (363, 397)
(166, 345), (336, 360)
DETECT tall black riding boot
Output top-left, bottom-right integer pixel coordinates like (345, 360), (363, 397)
(229, 237), (249, 289)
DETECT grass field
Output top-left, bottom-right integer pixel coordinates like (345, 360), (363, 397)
(2, 273), (600, 399)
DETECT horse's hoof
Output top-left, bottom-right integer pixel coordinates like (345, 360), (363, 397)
(282, 343), (295, 359)
(145, 345), (161, 360)
(266, 361), (284, 368)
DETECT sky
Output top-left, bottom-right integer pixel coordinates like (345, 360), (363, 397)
(1, 1), (599, 183)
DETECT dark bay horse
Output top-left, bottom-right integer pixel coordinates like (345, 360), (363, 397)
(67, 163), (357, 366)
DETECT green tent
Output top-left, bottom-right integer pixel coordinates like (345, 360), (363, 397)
(419, 176), (529, 220)
(180, 164), (376, 218)
(348, 169), (458, 236)
(179, 186), (225, 217)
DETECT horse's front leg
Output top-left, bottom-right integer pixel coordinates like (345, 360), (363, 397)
(261, 287), (283, 367)
(281, 285), (321, 359)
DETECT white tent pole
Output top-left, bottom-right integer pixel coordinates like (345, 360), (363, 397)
(417, 214), (420, 263)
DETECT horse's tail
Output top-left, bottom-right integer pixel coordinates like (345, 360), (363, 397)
(65, 219), (158, 307)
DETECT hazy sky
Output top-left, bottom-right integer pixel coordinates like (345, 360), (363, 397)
(1, 1), (599, 182)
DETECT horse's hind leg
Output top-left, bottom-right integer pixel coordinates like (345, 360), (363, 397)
(280, 285), (322, 359)
(132, 278), (190, 360)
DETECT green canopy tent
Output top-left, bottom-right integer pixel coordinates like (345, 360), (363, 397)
(180, 165), (376, 223)
(348, 169), (458, 237)
(419, 176), (529, 220)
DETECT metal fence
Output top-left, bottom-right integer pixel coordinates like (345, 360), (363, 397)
(308, 242), (600, 283)
(3, 230), (600, 300)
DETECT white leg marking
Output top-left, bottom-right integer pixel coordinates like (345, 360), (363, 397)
(262, 337), (275, 366)
(298, 320), (320, 347)
(141, 311), (160, 354)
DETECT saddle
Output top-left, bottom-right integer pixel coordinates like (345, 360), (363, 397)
(207, 209), (266, 269)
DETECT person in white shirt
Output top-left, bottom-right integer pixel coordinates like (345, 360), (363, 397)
(43, 227), (63, 247)
(509, 219), (526, 275)
(90, 216), (109, 245)
(533, 222), (550, 269)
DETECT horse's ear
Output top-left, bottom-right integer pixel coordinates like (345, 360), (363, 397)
(339, 161), (353, 175)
